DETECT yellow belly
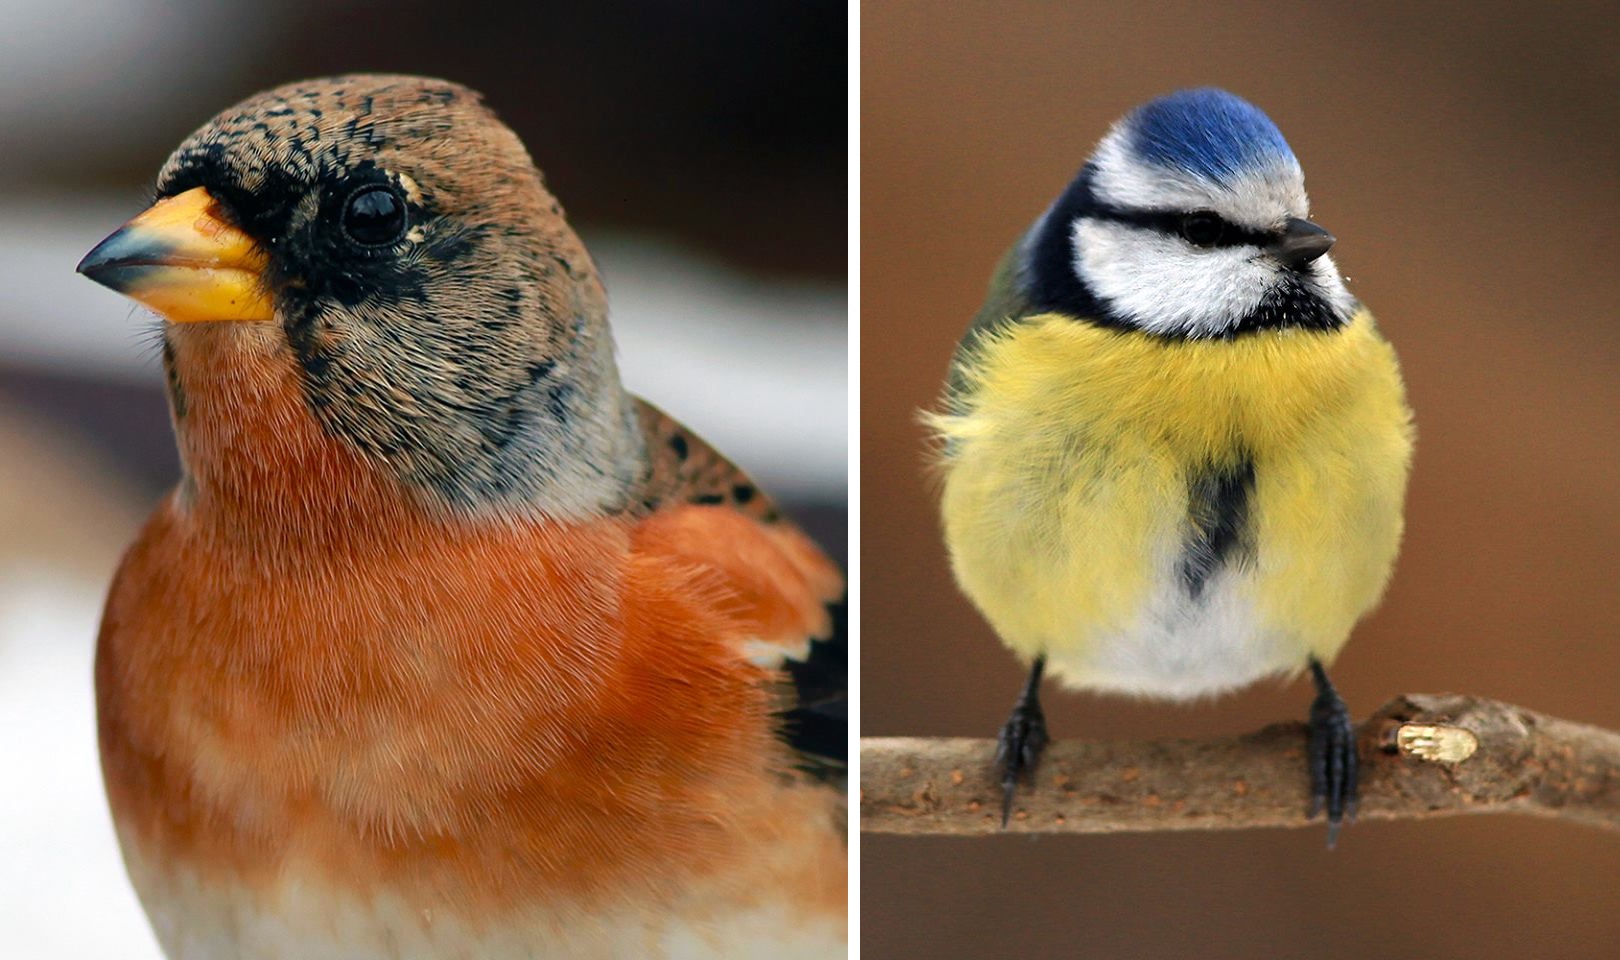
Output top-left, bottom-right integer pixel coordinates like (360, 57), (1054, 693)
(933, 308), (1413, 695)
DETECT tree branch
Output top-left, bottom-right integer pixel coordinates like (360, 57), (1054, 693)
(861, 694), (1620, 835)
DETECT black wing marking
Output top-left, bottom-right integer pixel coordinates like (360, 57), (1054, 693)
(779, 601), (847, 786)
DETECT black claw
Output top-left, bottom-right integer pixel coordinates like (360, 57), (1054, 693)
(995, 657), (1048, 827)
(996, 699), (1048, 825)
(1307, 659), (1358, 848)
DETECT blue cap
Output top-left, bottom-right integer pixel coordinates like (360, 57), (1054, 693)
(1126, 88), (1297, 184)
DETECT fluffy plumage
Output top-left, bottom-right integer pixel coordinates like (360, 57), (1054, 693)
(931, 88), (1413, 836)
(934, 306), (1410, 694)
(81, 75), (845, 958)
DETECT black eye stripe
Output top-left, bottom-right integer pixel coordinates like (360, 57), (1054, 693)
(1084, 204), (1272, 249)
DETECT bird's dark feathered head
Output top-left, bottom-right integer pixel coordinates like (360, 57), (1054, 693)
(78, 75), (643, 517)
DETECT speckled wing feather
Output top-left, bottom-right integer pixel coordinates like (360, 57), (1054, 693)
(632, 398), (846, 784)
(632, 397), (783, 520)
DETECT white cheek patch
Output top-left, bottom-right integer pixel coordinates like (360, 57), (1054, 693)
(1073, 219), (1277, 337)
(1304, 253), (1357, 319)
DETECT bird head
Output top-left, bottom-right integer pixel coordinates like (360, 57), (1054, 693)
(77, 75), (642, 519)
(1022, 88), (1355, 338)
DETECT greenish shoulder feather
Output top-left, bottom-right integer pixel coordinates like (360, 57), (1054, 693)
(944, 242), (1035, 413)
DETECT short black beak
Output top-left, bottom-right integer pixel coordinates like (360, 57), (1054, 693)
(1268, 217), (1335, 269)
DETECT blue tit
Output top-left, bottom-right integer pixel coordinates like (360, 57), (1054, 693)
(927, 88), (1414, 843)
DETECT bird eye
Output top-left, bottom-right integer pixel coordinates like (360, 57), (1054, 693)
(342, 186), (407, 246)
(1179, 211), (1225, 248)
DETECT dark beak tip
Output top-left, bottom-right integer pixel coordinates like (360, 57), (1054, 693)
(76, 226), (155, 287)
(1271, 218), (1336, 267)
(76, 230), (123, 278)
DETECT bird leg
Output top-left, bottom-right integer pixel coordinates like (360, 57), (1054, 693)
(1306, 658), (1358, 847)
(995, 655), (1048, 827)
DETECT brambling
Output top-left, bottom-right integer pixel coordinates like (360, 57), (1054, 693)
(77, 74), (846, 958)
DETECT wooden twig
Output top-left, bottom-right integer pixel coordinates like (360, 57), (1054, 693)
(861, 694), (1620, 835)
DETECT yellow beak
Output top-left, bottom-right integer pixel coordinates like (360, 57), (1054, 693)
(76, 186), (273, 323)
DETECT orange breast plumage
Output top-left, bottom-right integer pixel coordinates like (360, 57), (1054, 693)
(83, 73), (846, 959)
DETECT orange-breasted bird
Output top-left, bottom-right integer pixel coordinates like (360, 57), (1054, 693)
(76, 75), (846, 959)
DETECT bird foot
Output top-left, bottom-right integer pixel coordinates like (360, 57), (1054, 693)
(995, 698), (1048, 827)
(1307, 662), (1358, 848)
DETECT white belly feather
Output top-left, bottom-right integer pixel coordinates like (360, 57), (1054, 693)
(1045, 537), (1300, 700)
(122, 841), (844, 960)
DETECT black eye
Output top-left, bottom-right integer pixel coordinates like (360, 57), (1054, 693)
(342, 186), (407, 246)
(1179, 211), (1225, 248)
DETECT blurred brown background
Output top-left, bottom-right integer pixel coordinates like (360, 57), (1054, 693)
(862, 2), (1620, 958)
